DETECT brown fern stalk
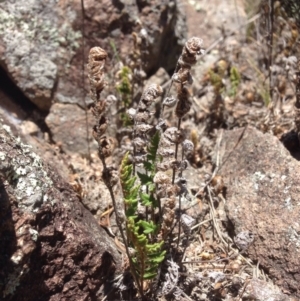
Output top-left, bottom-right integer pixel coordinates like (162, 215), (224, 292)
(130, 83), (163, 175)
(152, 37), (204, 243)
(88, 47), (144, 299)
(172, 37), (204, 180)
(168, 37), (204, 247)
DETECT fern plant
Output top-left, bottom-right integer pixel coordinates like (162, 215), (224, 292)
(121, 137), (166, 286)
(116, 65), (134, 126)
(88, 37), (205, 299)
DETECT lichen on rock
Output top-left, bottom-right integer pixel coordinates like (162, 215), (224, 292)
(0, 119), (121, 300)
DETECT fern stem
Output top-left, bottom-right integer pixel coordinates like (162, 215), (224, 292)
(81, 0), (91, 163)
(106, 180), (144, 299)
(157, 195), (162, 222)
(176, 195), (182, 250)
(172, 118), (182, 184)
(160, 62), (180, 118)
(176, 146), (185, 249)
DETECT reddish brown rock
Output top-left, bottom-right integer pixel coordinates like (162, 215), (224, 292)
(217, 126), (300, 298)
(0, 121), (121, 301)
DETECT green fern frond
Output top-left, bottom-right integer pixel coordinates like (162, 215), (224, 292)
(109, 39), (120, 62)
(121, 152), (140, 216)
(139, 192), (156, 207)
(137, 220), (158, 234)
(145, 131), (160, 171)
(229, 66), (241, 97)
(137, 172), (153, 185)
(120, 149), (165, 283)
(136, 131), (160, 209)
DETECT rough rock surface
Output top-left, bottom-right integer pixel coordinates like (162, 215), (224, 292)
(217, 127), (300, 298)
(0, 0), (186, 110)
(45, 103), (96, 156)
(241, 279), (291, 301)
(185, 0), (247, 45)
(0, 90), (70, 181)
(0, 121), (121, 301)
(185, 0), (248, 92)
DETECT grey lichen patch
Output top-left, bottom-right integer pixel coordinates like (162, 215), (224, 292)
(15, 166), (28, 176)
(26, 57), (58, 94)
(29, 228), (39, 242)
(2, 124), (12, 134)
(286, 224), (300, 251)
(0, 1), (81, 109)
(252, 171), (266, 190)
(283, 197), (293, 211)
(0, 151), (6, 160)
(0, 3), (81, 53)
(251, 170), (296, 211)
(0, 122), (55, 213)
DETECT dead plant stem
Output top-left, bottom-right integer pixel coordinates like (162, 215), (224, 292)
(81, 0), (91, 163)
(268, 0), (274, 101)
(207, 185), (228, 248)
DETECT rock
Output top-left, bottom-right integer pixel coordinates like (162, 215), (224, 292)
(241, 279), (291, 301)
(185, 0), (247, 45)
(0, 121), (121, 301)
(217, 126), (300, 298)
(45, 103), (96, 156)
(0, 91), (71, 181)
(145, 67), (170, 87)
(185, 0), (248, 94)
(20, 120), (40, 136)
(0, 0), (75, 110)
(0, 0), (187, 110)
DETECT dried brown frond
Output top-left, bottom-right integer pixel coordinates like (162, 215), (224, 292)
(175, 86), (192, 119)
(102, 165), (119, 187)
(178, 37), (204, 68)
(134, 124), (153, 135)
(132, 137), (147, 150)
(88, 47), (110, 155)
(98, 137), (115, 158)
(91, 99), (107, 118)
(142, 83), (163, 100)
(138, 84), (163, 109)
(92, 115), (108, 140)
(156, 159), (181, 172)
(134, 110), (153, 123)
(88, 47), (108, 102)
(182, 139), (194, 154)
(153, 171), (172, 185)
(173, 68), (193, 85)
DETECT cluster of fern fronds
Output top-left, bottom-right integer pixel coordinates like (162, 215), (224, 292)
(88, 37), (205, 299)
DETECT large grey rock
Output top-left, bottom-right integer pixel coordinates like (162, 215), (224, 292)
(0, 121), (121, 301)
(217, 127), (300, 298)
(0, 0), (187, 111)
